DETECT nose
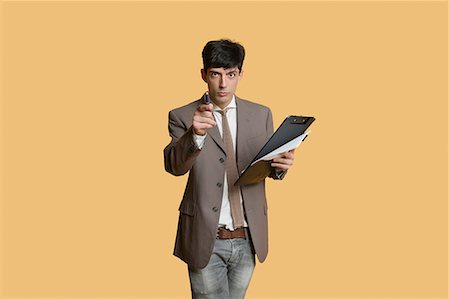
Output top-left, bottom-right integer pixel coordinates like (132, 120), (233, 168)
(219, 76), (227, 89)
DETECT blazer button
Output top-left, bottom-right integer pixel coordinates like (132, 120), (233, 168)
(212, 207), (219, 212)
(217, 182), (222, 188)
(219, 158), (224, 163)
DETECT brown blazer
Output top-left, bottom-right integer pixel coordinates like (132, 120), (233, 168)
(164, 96), (275, 270)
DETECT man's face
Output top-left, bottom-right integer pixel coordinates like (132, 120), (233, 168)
(201, 67), (243, 109)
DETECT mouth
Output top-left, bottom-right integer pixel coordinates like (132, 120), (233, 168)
(217, 92), (228, 97)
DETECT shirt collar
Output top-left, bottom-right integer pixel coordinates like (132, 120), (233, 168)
(213, 95), (236, 111)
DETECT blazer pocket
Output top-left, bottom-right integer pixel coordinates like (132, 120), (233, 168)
(178, 200), (195, 216)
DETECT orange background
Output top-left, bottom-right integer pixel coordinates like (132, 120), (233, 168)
(0, 1), (448, 298)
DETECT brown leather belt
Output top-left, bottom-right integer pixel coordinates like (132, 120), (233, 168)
(216, 227), (246, 239)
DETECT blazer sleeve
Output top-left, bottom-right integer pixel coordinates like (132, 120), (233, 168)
(163, 110), (201, 176)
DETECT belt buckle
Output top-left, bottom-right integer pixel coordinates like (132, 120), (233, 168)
(216, 226), (226, 239)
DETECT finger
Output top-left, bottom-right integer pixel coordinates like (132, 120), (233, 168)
(270, 162), (290, 170)
(283, 151), (295, 159)
(197, 111), (214, 119)
(194, 108), (214, 120)
(277, 152), (294, 160)
(197, 103), (213, 112)
(193, 120), (216, 130)
(194, 114), (216, 123)
(272, 158), (293, 166)
(193, 115), (216, 126)
(194, 122), (215, 130)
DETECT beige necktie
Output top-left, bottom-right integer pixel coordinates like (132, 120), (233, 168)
(218, 108), (245, 228)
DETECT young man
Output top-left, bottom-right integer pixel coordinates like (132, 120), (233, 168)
(164, 39), (295, 299)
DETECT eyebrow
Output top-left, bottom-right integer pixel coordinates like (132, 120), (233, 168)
(209, 68), (239, 75)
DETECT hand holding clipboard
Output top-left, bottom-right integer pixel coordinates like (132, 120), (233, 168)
(235, 115), (315, 186)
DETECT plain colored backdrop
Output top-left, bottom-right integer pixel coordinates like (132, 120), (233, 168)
(1, 1), (448, 298)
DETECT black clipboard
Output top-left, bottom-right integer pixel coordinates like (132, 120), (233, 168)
(235, 115), (315, 186)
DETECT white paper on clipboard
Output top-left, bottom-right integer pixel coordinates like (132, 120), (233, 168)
(251, 131), (310, 166)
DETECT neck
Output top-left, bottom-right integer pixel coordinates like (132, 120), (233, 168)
(211, 97), (234, 110)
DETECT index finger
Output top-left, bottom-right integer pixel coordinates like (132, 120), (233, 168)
(281, 151), (295, 159)
(198, 103), (213, 112)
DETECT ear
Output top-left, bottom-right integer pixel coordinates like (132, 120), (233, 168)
(201, 69), (207, 83)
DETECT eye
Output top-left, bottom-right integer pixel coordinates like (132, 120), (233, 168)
(228, 72), (236, 78)
(210, 72), (219, 77)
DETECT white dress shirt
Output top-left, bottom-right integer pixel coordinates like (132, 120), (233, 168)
(193, 96), (248, 230)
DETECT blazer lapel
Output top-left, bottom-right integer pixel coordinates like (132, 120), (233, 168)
(236, 97), (253, 172)
(207, 124), (225, 154)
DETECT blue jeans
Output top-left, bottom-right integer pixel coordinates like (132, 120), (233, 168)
(188, 236), (256, 299)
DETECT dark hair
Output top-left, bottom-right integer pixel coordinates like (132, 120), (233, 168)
(202, 39), (245, 72)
